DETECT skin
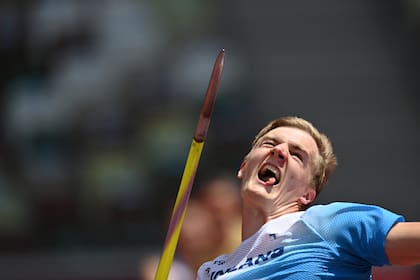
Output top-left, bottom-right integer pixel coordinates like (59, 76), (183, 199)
(237, 126), (420, 266)
(385, 222), (420, 265)
(237, 127), (318, 240)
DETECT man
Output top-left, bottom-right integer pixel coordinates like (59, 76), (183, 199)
(197, 116), (420, 279)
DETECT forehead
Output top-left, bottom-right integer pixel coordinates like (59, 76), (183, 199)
(263, 126), (319, 154)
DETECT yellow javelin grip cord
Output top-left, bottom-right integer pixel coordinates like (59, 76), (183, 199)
(154, 139), (203, 280)
(154, 49), (224, 280)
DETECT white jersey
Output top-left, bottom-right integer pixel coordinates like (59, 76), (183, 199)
(197, 202), (404, 280)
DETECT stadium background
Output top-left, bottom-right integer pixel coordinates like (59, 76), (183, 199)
(0, 0), (419, 279)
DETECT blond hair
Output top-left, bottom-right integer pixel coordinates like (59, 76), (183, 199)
(252, 116), (337, 194)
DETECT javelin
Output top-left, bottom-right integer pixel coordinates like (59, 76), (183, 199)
(154, 49), (225, 279)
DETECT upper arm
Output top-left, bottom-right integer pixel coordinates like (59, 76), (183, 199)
(385, 222), (420, 265)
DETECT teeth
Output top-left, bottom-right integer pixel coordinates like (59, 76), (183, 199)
(258, 164), (280, 185)
(266, 165), (279, 178)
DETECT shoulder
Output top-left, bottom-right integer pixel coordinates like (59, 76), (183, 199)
(301, 203), (405, 266)
(302, 202), (404, 242)
(304, 201), (400, 218)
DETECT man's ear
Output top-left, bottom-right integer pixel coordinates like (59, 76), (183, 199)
(237, 160), (247, 179)
(298, 188), (316, 206)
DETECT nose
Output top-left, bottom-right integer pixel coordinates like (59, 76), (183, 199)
(271, 143), (289, 162)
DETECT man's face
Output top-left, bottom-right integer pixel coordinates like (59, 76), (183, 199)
(238, 126), (319, 211)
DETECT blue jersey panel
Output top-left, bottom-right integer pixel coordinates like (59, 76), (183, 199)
(197, 202), (405, 280)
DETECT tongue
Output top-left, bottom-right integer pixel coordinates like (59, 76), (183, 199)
(265, 177), (277, 185)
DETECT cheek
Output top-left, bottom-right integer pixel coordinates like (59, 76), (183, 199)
(287, 164), (312, 185)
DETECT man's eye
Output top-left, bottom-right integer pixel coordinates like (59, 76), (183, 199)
(291, 152), (303, 161)
(261, 141), (275, 147)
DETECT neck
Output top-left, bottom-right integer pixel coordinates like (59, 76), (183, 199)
(241, 201), (302, 241)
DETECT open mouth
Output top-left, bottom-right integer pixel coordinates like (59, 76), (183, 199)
(258, 164), (280, 185)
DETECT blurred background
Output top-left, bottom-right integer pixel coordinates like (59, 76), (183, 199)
(1, 0), (420, 279)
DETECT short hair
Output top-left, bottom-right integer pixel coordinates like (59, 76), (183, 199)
(251, 116), (337, 194)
